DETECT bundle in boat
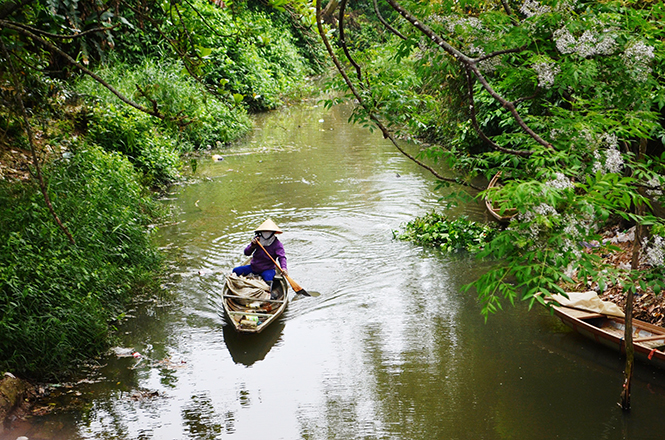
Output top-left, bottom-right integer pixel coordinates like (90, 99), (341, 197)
(222, 273), (289, 333)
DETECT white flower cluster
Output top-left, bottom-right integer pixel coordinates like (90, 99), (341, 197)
(603, 132), (618, 149)
(520, 0), (551, 17)
(555, 0), (578, 11)
(553, 28), (617, 58)
(468, 44), (502, 73)
(515, 211), (541, 240)
(643, 235), (665, 268)
(438, 15), (483, 33)
(430, 14), (484, 34)
(593, 147), (624, 174)
(532, 62), (561, 89)
(622, 40), (655, 82)
(479, 57), (502, 73)
(645, 176), (664, 197)
(533, 203), (559, 216)
(546, 172), (574, 190)
(592, 133), (623, 174)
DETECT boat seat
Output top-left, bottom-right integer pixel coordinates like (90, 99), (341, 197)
(640, 340), (665, 350)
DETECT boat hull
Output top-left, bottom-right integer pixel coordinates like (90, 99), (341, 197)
(485, 172), (516, 222)
(222, 275), (289, 334)
(552, 305), (665, 370)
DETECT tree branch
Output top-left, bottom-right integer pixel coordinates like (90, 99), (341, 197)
(0, 39), (76, 246)
(0, 0), (33, 20)
(1, 20), (166, 120)
(500, 0), (513, 17)
(7, 20), (121, 39)
(121, 2), (234, 104)
(182, 0), (238, 39)
(315, 0), (483, 191)
(477, 45), (526, 62)
(338, 0), (363, 82)
(464, 68), (533, 157)
(383, 0), (554, 151)
(373, 0), (406, 40)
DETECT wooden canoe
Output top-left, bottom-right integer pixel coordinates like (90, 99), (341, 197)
(485, 171), (517, 222)
(550, 304), (665, 370)
(222, 275), (289, 334)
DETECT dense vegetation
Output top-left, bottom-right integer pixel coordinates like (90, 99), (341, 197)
(315, 0), (665, 407)
(0, 0), (323, 379)
(317, 0), (665, 310)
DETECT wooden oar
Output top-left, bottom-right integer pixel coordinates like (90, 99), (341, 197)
(255, 241), (318, 297)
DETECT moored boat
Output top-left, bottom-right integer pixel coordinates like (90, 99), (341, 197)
(547, 295), (665, 370)
(485, 171), (517, 222)
(222, 274), (289, 334)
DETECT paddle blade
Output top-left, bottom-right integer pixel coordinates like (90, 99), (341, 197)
(284, 274), (318, 297)
(295, 288), (311, 297)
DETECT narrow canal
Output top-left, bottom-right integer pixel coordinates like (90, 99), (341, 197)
(7, 99), (665, 440)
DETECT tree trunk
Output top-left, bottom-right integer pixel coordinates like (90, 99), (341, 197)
(321, 0), (339, 24)
(619, 285), (634, 410)
(620, 138), (647, 410)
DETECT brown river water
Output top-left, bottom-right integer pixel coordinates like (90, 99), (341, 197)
(4, 98), (665, 440)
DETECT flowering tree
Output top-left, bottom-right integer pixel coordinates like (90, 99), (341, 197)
(315, 0), (665, 409)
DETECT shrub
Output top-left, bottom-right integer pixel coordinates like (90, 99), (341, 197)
(86, 103), (182, 185)
(75, 58), (252, 150)
(0, 145), (163, 379)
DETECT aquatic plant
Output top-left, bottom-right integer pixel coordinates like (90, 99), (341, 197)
(394, 211), (496, 253)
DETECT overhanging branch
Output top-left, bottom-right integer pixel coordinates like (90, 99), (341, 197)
(315, 0), (483, 191)
(383, 0), (554, 151)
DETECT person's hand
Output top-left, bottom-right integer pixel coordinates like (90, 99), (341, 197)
(251, 237), (259, 246)
(281, 267), (288, 275)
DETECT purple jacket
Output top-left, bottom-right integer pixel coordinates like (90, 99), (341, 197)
(245, 239), (287, 273)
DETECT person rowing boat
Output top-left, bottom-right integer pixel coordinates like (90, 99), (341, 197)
(232, 219), (287, 296)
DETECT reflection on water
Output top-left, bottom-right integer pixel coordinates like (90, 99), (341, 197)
(5, 99), (665, 440)
(222, 320), (285, 366)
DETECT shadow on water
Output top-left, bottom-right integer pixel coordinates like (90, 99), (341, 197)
(222, 319), (286, 366)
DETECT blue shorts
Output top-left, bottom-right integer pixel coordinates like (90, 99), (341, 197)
(232, 265), (276, 282)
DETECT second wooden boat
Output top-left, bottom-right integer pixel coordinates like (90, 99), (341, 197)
(485, 171), (517, 222)
(549, 303), (665, 370)
(222, 275), (289, 334)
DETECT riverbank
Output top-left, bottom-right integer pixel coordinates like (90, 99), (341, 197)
(569, 226), (665, 326)
(0, 373), (36, 427)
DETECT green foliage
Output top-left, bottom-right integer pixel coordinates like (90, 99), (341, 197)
(394, 211), (497, 253)
(75, 58), (252, 150)
(84, 103), (181, 185)
(0, 145), (163, 379)
(0, 0), (323, 380)
(324, 0), (665, 318)
(108, 0), (322, 112)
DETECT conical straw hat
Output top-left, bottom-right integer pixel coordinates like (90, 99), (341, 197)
(255, 218), (282, 234)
